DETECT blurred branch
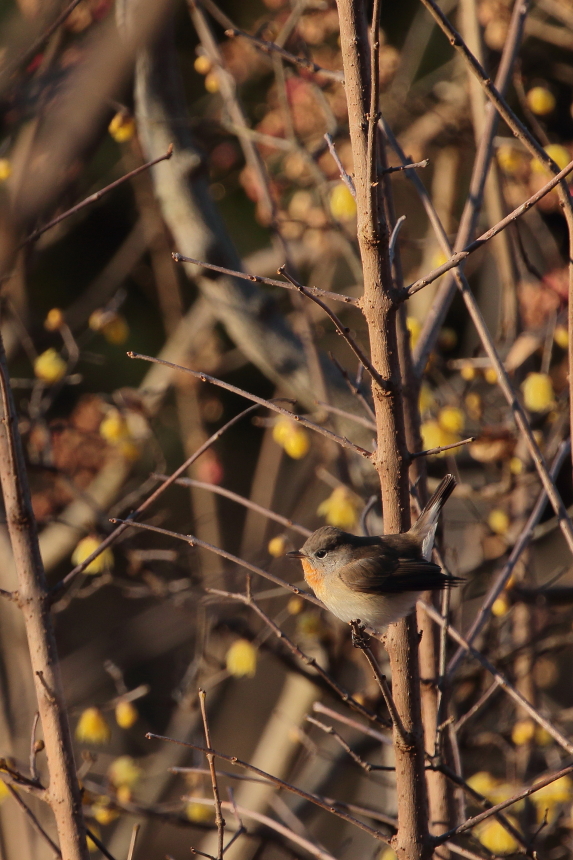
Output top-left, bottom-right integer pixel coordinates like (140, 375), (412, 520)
(403, 155), (573, 299)
(206, 585), (391, 729)
(152, 474), (312, 537)
(421, 601), (573, 755)
(147, 732), (392, 844)
(127, 352), (373, 458)
(4, 783), (61, 858)
(23, 145), (173, 246)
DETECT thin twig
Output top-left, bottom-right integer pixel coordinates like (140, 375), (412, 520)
(151, 473), (311, 536)
(421, 600), (573, 755)
(279, 266), (388, 391)
(410, 436), (475, 459)
(199, 690), (226, 860)
(147, 733), (391, 843)
(127, 352), (372, 458)
(403, 156), (573, 299)
(306, 716), (394, 772)
(126, 824), (140, 860)
(51, 402), (263, 597)
(324, 134), (356, 195)
(110, 518), (320, 601)
(312, 702), (390, 744)
(184, 796), (338, 860)
(29, 712), (40, 782)
(382, 159), (429, 175)
(223, 28), (344, 82)
(172, 253), (357, 305)
(23, 147), (174, 245)
(434, 764), (573, 845)
(205, 586), (391, 729)
(447, 439), (571, 677)
(349, 623), (409, 743)
(329, 354), (376, 421)
(5, 783), (61, 857)
(85, 827), (118, 860)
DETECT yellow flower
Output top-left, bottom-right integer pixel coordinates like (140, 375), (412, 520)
(460, 365), (476, 381)
(497, 145), (525, 175)
(108, 113), (136, 143)
(0, 780), (9, 804)
(92, 797), (119, 825)
(76, 708), (111, 744)
(379, 849), (397, 860)
(512, 719), (535, 746)
(418, 383), (435, 414)
(34, 348), (66, 384)
(554, 325), (568, 349)
(510, 456), (523, 475)
(532, 775), (573, 823)
(287, 595), (304, 615)
(465, 392), (482, 420)
(431, 249), (448, 269)
(527, 86), (556, 116)
(406, 316), (421, 349)
(420, 420), (461, 457)
(108, 756), (141, 789)
(484, 367), (498, 384)
(72, 536), (113, 575)
(0, 158), (12, 181)
(532, 144), (570, 174)
(102, 314), (129, 345)
(488, 509), (510, 535)
(438, 406), (464, 434)
(268, 535), (288, 557)
(204, 71), (220, 93)
(272, 417), (310, 459)
(87, 824), (101, 852)
(186, 798), (214, 823)
(317, 486), (359, 529)
(522, 372), (554, 412)
(115, 701), (138, 729)
(226, 639), (257, 678)
(477, 817), (521, 854)
(492, 594), (510, 617)
(533, 775), (573, 805)
(194, 55), (212, 75)
(329, 182), (357, 221)
(115, 785), (132, 804)
(100, 409), (128, 443)
(467, 771), (499, 799)
(44, 308), (65, 331)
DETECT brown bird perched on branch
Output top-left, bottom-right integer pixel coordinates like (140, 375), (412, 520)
(287, 474), (461, 632)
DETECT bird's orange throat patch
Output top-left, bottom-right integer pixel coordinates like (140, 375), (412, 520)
(301, 558), (324, 595)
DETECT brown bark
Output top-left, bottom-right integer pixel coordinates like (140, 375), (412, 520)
(335, 2), (430, 858)
(0, 326), (88, 860)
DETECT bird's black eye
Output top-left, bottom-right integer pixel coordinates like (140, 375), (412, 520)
(315, 549), (327, 559)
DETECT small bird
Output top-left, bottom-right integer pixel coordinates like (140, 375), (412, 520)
(287, 474), (461, 632)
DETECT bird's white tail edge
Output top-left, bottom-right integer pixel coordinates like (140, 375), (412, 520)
(412, 474), (457, 560)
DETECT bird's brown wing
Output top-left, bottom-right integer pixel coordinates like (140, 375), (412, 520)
(339, 545), (453, 595)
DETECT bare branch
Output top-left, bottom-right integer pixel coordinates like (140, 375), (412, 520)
(23, 146), (174, 245)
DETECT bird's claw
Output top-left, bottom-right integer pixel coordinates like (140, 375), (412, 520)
(350, 620), (370, 649)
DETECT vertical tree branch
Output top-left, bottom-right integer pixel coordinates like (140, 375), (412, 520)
(0, 330), (88, 860)
(336, 2), (429, 858)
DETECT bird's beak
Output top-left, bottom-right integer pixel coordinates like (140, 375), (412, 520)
(286, 550), (305, 559)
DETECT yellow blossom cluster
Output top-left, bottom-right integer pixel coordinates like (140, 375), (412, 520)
(317, 485), (359, 529)
(272, 417), (310, 459)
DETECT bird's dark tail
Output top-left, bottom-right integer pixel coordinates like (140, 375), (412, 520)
(410, 474), (457, 560)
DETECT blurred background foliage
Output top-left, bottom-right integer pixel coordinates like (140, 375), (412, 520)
(2, 0), (573, 858)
